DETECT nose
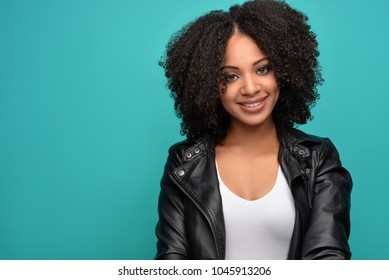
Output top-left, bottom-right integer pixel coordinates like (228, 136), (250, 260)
(241, 75), (260, 96)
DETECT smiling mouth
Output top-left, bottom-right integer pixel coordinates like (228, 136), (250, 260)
(238, 96), (268, 107)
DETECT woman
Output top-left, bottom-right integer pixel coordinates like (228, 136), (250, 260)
(155, 0), (352, 260)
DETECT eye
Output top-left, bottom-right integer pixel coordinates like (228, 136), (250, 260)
(221, 73), (239, 83)
(255, 65), (272, 75)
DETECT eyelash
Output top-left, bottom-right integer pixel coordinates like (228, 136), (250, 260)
(256, 65), (272, 75)
(221, 65), (272, 83)
(221, 73), (238, 83)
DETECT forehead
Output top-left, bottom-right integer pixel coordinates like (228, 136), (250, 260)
(223, 33), (266, 64)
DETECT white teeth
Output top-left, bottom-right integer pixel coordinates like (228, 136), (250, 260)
(241, 101), (262, 107)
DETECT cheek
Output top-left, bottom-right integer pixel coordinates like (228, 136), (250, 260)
(274, 85), (280, 98)
(218, 92), (234, 113)
(218, 94), (228, 108)
(267, 79), (280, 99)
(275, 92), (280, 104)
(272, 88), (280, 104)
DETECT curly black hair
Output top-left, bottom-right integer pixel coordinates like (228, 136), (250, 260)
(160, 0), (323, 142)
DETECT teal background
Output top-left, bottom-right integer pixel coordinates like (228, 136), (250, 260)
(0, 0), (388, 259)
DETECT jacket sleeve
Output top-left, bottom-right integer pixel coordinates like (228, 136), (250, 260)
(154, 145), (190, 260)
(302, 139), (353, 260)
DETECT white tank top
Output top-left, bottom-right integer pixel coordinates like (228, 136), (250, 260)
(216, 162), (295, 260)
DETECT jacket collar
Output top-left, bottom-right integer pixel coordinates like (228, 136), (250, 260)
(277, 125), (311, 183)
(277, 125), (320, 208)
(277, 124), (321, 158)
(173, 125), (320, 196)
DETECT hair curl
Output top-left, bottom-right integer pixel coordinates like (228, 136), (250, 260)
(160, 0), (323, 142)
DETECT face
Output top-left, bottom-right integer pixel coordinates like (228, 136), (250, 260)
(219, 33), (279, 128)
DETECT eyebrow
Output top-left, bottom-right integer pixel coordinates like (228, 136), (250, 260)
(221, 57), (269, 70)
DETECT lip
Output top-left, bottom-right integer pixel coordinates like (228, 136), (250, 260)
(238, 96), (268, 112)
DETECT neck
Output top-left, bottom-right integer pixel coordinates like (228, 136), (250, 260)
(221, 118), (279, 154)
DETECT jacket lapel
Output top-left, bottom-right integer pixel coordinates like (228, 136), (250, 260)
(172, 137), (225, 259)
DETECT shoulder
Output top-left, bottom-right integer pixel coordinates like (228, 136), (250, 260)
(278, 125), (337, 157)
(165, 134), (214, 168)
(168, 134), (213, 154)
(279, 125), (326, 144)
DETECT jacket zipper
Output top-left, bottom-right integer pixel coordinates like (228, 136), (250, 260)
(170, 174), (222, 259)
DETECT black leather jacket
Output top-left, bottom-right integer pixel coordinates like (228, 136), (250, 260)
(155, 126), (352, 259)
